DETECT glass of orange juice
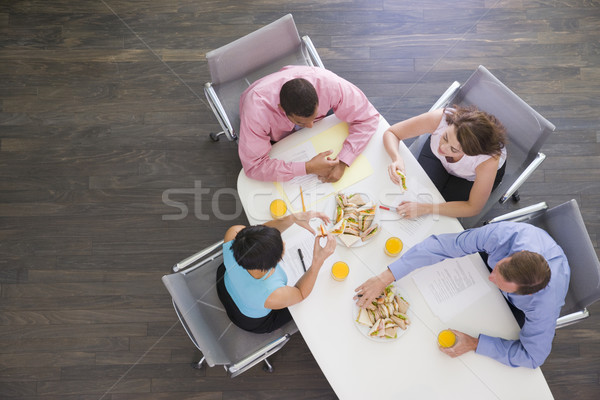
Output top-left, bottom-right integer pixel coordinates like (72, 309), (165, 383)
(331, 261), (349, 281)
(438, 329), (457, 348)
(269, 199), (287, 219)
(384, 237), (403, 257)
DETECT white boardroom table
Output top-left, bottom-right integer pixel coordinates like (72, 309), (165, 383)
(237, 115), (553, 400)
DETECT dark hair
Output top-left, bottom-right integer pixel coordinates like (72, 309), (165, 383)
(279, 78), (319, 117)
(498, 251), (551, 295)
(445, 105), (506, 157)
(231, 225), (284, 272)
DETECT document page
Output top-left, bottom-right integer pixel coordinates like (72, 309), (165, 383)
(411, 258), (491, 322)
(279, 225), (318, 286)
(272, 122), (373, 212)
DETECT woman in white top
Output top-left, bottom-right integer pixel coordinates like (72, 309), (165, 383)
(384, 105), (507, 219)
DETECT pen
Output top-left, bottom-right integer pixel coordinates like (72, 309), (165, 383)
(300, 186), (306, 212)
(298, 248), (307, 272)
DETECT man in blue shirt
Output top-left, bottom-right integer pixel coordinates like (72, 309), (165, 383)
(354, 221), (570, 368)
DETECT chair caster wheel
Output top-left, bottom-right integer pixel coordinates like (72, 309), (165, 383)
(262, 363), (273, 373)
(512, 193), (520, 202)
(192, 361), (204, 370)
(209, 132), (220, 142)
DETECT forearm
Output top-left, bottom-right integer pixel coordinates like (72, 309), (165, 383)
(383, 130), (402, 162)
(294, 264), (321, 300)
(264, 214), (296, 232)
(428, 199), (484, 218)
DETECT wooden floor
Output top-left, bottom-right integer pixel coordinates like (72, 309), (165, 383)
(1, 0), (599, 399)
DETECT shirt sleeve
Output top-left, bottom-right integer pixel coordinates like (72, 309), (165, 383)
(476, 304), (558, 368)
(328, 76), (379, 166)
(238, 98), (306, 182)
(387, 227), (491, 280)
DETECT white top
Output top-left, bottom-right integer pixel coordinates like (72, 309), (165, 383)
(430, 111), (507, 181)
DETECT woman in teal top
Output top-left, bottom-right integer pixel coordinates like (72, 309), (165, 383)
(216, 210), (335, 333)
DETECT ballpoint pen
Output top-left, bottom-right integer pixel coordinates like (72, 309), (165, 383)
(297, 248), (307, 272)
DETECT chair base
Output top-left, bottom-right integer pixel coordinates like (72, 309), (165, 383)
(192, 357), (205, 370)
(511, 191), (520, 202)
(262, 358), (274, 373)
(210, 131), (225, 142)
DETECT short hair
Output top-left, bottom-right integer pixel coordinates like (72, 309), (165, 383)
(498, 250), (551, 295)
(231, 225), (284, 272)
(279, 78), (319, 117)
(445, 105), (506, 157)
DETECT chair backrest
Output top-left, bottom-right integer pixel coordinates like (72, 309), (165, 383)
(162, 246), (297, 370)
(206, 14), (302, 85)
(205, 14), (316, 138)
(453, 66), (555, 177)
(524, 200), (600, 316)
(423, 66), (556, 228)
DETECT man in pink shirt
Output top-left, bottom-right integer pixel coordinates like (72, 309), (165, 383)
(238, 65), (380, 182)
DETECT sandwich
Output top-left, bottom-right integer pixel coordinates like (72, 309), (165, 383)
(396, 170), (408, 191)
(360, 224), (379, 242)
(339, 233), (360, 247)
(330, 219), (347, 235)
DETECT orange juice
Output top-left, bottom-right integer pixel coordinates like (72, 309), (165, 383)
(384, 237), (403, 257)
(269, 199), (287, 219)
(331, 261), (349, 281)
(438, 329), (457, 348)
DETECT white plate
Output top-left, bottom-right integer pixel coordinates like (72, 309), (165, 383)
(353, 287), (410, 342)
(332, 191), (380, 248)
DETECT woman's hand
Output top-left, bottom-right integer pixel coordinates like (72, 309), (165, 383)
(292, 211), (331, 235)
(312, 234), (336, 268)
(395, 201), (431, 219)
(387, 159), (406, 186)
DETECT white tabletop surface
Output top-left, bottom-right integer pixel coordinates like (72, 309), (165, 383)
(237, 115), (553, 400)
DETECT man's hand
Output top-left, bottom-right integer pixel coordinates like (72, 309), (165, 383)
(438, 329), (479, 358)
(319, 162), (347, 183)
(353, 269), (396, 307)
(306, 150), (339, 177)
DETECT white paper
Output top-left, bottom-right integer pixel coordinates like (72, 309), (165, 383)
(279, 225), (320, 286)
(277, 141), (334, 211)
(412, 258), (491, 322)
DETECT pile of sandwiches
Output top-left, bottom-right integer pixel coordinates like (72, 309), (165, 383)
(330, 192), (379, 247)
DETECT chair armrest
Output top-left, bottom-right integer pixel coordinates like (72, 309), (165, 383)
(485, 202), (548, 224)
(204, 83), (236, 141)
(172, 240), (224, 272)
(499, 152), (546, 203)
(429, 81), (461, 112)
(556, 309), (590, 329)
(301, 36), (324, 68)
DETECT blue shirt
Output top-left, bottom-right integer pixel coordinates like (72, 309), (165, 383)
(222, 240), (288, 318)
(388, 221), (570, 368)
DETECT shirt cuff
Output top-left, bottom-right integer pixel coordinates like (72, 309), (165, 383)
(475, 334), (495, 358)
(337, 147), (356, 167)
(293, 161), (307, 177)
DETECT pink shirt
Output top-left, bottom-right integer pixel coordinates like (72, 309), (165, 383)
(238, 65), (380, 181)
(430, 111), (507, 181)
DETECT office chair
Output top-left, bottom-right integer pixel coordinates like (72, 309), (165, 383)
(162, 240), (298, 377)
(204, 14), (324, 142)
(410, 65), (556, 229)
(486, 200), (600, 328)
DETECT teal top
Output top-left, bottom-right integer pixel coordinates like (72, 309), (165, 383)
(222, 240), (288, 318)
